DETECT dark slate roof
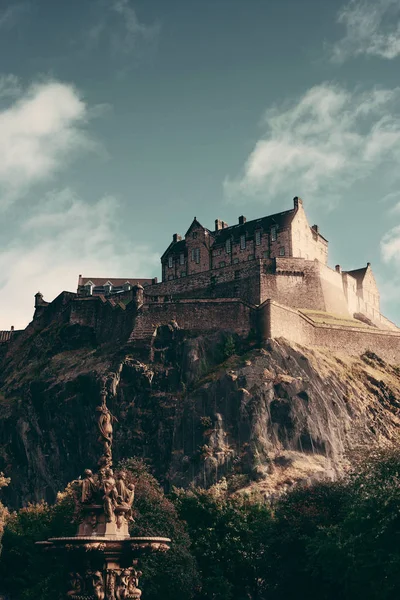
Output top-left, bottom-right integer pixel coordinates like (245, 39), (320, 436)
(212, 208), (296, 245)
(161, 239), (186, 259)
(344, 266), (369, 283)
(162, 208), (297, 258)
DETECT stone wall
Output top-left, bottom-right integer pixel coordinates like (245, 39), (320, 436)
(147, 260), (262, 305)
(131, 298), (257, 341)
(264, 300), (400, 363)
(317, 262), (349, 315)
(69, 296), (134, 344)
(260, 258), (327, 310)
(290, 199), (328, 263)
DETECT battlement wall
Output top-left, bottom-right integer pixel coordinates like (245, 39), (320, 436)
(262, 300), (400, 363)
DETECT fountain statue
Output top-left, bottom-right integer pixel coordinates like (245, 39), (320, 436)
(37, 384), (170, 599)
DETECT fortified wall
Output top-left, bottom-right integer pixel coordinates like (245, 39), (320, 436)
(5, 196), (398, 363)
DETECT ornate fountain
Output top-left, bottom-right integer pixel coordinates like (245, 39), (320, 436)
(38, 388), (170, 599)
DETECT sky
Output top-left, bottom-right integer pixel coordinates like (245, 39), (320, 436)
(1, 0), (400, 329)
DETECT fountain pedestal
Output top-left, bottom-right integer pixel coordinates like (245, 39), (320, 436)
(37, 387), (170, 599)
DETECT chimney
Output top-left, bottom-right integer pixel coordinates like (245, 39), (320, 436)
(215, 219), (223, 231)
(222, 221), (228, 229)
(335, 265), (341, 274)
(238, 215), (246, 225)
(367, 262), (371, 267)
(152, 277), (158, 285)
(11, 325), (14, 331)
(312, 224), (319, 234)
(173, 233), (182, 243)
(293, 196), (303, 209)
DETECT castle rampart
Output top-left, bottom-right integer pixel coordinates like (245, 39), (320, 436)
(17, 195), (398, 363)
(264, 300), (400, 363)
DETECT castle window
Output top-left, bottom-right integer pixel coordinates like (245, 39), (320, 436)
(191, 248), (200, 263)
(240, 235), (246, 250)
(255, 230), (261, 245)
(225, 239), (231, 254)
(168, 275), (174, 280)
(180, 253), (185, 265)
(104, 282), (113, 294)
(279, 247), (285, 256)
(84, 282), (94, 296)
(233, 258), (239, 264)
(271, 226), (277, 241)
(248, 254), (255, 260)
(263, 251), (269, 259)
(181, 272), (186, 277)
(234, 270), (240, 280)
(219, 261), (226, 268)
(193, 232), (198, 239)
(168, 256), (173, 268)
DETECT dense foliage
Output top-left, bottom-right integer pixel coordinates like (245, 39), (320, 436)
(2, 450), (400, 599)
(0, 472), (10, 558)
(0, 459), (198, 600)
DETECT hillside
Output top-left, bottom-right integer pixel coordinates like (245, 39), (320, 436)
(1, 314), (400, 508)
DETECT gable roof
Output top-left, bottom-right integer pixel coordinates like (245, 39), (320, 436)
(212, 208), (296, 245)
(185, 217), (210, 238)
(78, 277), (153, 288)
(344, 264), (372, 285)
(161, 238), (186, 260)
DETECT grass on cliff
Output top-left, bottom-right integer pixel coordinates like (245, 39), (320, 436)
(300, 309), (374, 328)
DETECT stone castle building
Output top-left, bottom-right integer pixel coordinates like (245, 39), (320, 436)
(4, 196), (400, 363)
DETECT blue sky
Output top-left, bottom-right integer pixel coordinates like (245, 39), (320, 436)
(1, 0), (400, 329)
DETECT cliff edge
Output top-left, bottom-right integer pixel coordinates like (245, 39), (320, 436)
(1, 315), (400, 508)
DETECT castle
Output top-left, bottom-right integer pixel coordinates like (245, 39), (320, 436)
(3, 197), (400, 362)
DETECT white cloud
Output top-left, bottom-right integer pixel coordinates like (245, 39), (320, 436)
(224, 84), (400, 204)
(381, 223), (400, 264)
(332, 0), (400, 62)
(0, 80), (96, 207)
(0, 188), (159, 330)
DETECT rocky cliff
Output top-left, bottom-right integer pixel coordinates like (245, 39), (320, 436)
(1, 312), (400, 508)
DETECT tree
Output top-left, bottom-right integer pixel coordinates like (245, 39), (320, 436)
(0, 473), (10, 559)
(0, 460), (199, 600)
(172, 485), (273, 599)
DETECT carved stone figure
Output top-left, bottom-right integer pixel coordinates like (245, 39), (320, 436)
(67, 572), (83, 597)
(115, 471), (135, 524)
(107, 569), (117, 600)
(81, 469), (97, 504)
(115, 470), (130, 503)
(116, 569), (130, 600)
(101, 468), (118, 522)
(125, 484), (135, 522)
(90, 570), (105, 600)
(127, 569), (142, 598)
(96, 390), (117, 468)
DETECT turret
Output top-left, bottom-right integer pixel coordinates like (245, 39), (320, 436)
(132, 283), (144, 309)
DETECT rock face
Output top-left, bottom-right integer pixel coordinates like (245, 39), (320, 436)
(1, 315), (400, 508)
